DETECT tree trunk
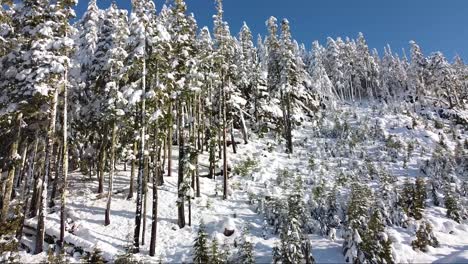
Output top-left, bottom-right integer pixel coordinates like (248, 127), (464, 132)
(127, 141), (137, 200)
(149, 125), (159, 257)
(168, 101), (173, 177)
(97, 142), (106, 194)
(105, 121), (117, 226)
(230, 123), (237, 154)
(239, 109), (248, 144)
(0, 113), (22, 224)
(17, 137), (38, 239)
(15, 140), (28, 189)
(35, 87), (59, 254)
(49, 142), (62, 208)
(60, 70), (69, 247)
(177, 98), (186, 228)
(285, 92), (293, 154)
(222, 77), (228, 200)
(141, 152), (149, 245)
(133, 53), (147, 253)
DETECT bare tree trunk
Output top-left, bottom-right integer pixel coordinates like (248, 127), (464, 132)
(177, 98), (186, 228)
(141, 152), (149, 245)
(127, 141), (137, 200)
(230, 123), (237, 154)
(60, 70), (69, 247)
(222, 77), (228, 200)
(105, 121), (117, 226)
(17, 137), (38, 239)
(0, 113), (22, 223)
(15, 140), (28, 189)
(239, 109), (248, 144)
(49, 142), (62, 207)
(285, 92), (293, 154)
(35, 87), (59, 254)
(97, 142), (106, 194)
(149, 125), (159, 257)
(168, 101), (173, 177)
(133, 51), (147, 253)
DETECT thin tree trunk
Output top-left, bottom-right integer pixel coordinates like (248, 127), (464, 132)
(15, 140), (28, 189)
(0, 113), (22, 224)
(97, 142), (106, 194)
(285, 91), (293, 154)
(177, 98), (186, 228)
(222, 77), (228, 200)
(141, 152), (149, 245)
(35, 87), (59, 254)
(105, 121), (117, 226)
(149, 125), (159, 257)
(133, 50), (147, 253)
(127, 141), (137, 200)
(230, 122), (237, 154)
(49, 142), (62, 208)
(239, 109), (248, 144)
(168, 101), (173, 177)
(17, 137), (38, 239)
(60, 70), (69, 246)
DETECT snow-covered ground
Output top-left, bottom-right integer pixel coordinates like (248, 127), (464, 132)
(18, 104), (468, 263)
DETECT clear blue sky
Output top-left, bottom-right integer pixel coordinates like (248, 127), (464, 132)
(75, 0), (468, 61)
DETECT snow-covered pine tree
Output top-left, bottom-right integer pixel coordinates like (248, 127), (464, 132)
(238, 226), (255, 264)
(324, 37), (344, 101)
(309, 41), (335, 106)
(426, 52), (461, 109)
(166, 0), (198, 226)
(50, 0), (76, 248)
(193, 220), (209, 264)
(411, 221), (439, 252)
(277, 176), (315, 263)
(2, 0), (77, 253)
(125, 0), (154, 252)
(343, 183), (371, 263)
(444, 186), (462, 223)
(278, 19), (297, 154)
(408, 41), (428, 108)
(361, 208), (395, 264)
(213, 0), (236, 200)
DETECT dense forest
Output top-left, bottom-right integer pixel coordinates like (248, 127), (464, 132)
(0, 0), (467, 263)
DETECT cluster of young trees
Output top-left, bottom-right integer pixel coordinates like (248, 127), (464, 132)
(0, 0), (467, 260)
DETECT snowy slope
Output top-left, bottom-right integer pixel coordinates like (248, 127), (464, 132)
(18, 104), (468, 264)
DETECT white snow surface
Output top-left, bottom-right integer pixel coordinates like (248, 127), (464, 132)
(17, 104), (468, 263)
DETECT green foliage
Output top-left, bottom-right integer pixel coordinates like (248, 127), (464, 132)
(444, 189), (461, 223)
(385, 135), (403, 150)
(209, 237), (223, 264)
(114, 252), (139, 264)
(411, 221), (439, 252)
(43, 247), (69, 264)
(347, 183), (372, 227)
(82, 248), (105, 264)
(434, 119), (444, 129)
(238, 227), (255, 264)
(275, 169), (294, 188)
(233, 157), (259, 177)
(193, 221), (209, 264)
(308, 156), (316, 171)
(361, 209), (395, 264)
(400, 178), (426, 220)
(0, 204), (22, 261)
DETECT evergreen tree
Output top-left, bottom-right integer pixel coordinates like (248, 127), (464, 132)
(411, 221), (439, 252)
(238, 226), (255, 264)
(209, 237), (223, 264)
(444, 188), (462, 223)
(193, 221), (209, 264)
